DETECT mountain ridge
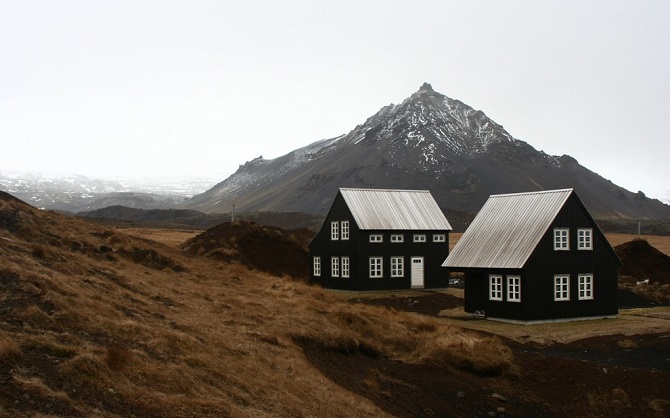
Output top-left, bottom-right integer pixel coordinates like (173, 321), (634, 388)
(185, 83), (670, 220)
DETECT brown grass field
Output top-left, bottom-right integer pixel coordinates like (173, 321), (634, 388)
(2, 195), (670, 417)
(119, 228), (670, 258)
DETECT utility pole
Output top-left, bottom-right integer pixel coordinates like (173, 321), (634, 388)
(232, 204), (235, 222)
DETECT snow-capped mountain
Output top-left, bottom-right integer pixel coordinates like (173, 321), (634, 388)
(0, 170), (218, 212)
(185, 83), (670, 220)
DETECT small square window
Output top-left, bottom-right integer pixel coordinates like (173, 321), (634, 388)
(577, 229), (592, 250)
(554, 228), (569, 250)
(413, 234), (426, 243)
(369, 234), (383, 243)
(433, 234), (446, 243)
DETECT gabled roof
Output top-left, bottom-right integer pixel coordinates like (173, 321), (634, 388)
(340, 188), (452, 231)
(444, 189), (574, 269)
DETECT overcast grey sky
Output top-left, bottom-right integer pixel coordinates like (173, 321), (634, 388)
(1, 1), (668, 201)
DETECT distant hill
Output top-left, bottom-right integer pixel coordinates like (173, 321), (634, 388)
(77, 205), (323, 231)
(185, 83), (670, 220)
(0, 171), (216, 212)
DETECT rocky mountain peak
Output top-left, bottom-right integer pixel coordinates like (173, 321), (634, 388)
(419, 82), (434, 92)
(184, 84), (670, 220)
(351, 83), (514, 161)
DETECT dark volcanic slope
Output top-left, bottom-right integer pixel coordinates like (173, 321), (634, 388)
(185, 83), (670, 220)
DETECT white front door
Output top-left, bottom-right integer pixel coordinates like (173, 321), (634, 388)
(411, 257), (424, 288)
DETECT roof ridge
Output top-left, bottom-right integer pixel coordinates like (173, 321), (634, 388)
(340, 188), (430, 193)
(489, 188), (573, 199)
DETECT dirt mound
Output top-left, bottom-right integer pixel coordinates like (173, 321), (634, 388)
(615, 239), (670, 285)
(351, 291), (464, 317)
(180, 220), (310, 280)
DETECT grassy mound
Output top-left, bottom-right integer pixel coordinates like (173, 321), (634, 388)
(0, 192), (515, 416)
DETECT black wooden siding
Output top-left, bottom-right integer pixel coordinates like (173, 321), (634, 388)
(463, 195), (619, 321)
(308, 193), (450, 291)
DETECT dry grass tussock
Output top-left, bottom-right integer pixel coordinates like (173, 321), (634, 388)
(0, 195), (515, 417)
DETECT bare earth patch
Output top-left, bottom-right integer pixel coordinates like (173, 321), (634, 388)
(343, 288), (670, 417)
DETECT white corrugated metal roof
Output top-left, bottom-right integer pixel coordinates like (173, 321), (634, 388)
(340, 188), (452, 231)
(443, 189), (573, 269)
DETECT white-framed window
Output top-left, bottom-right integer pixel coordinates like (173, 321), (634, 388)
(331, 257), (339, 277)
(507, 275), (521, 302)
(341, 221), (350, 240)
(554, 228), (569, 250)
(554, 275), (570, 301)
(341, 257), (350, 278)
(391, 257), (404, 277)
(391, 234), (404, 243)
(577, 228), (592, 250)
(413, 234), (426, 243)
(578, 274), (593, 300)
(433, 234), (446, 242)
(369, 234), (383, 243)
(489, 275), (503, 301)
(331, 221), (339, 240)
(313, 257), (321, 276)
(369, 257), (383, 278)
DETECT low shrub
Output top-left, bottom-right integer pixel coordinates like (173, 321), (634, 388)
(0, 338), (22, 366)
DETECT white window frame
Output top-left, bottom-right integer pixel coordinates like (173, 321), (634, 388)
(489, 275), (503, 301)
(390, 256), (404, 278)
(554, 228), (569, 251)
(341, 221), (350, 240)
(369, 257), (383, 278)
(554, 275), (570, 301)
(331, 221), (339, 240)
(578, 274), (593, 300)
(413, 234), (426, 243)
(369, 234), (383, 243)
(433, 234), (446, 242)
(341, 256), (350, 278)
(507, 275), (521, 302)
(577, 228), (592, 250)
(331, 257), (339, 277)
(313, 257), (321, 276)
(390, 234), (404, 243)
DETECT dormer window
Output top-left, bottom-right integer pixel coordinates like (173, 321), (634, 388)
(553, 228), (569, 250)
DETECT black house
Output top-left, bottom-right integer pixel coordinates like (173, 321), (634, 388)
(443, 189), (621, 323)
(309, 188), (453, 291)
